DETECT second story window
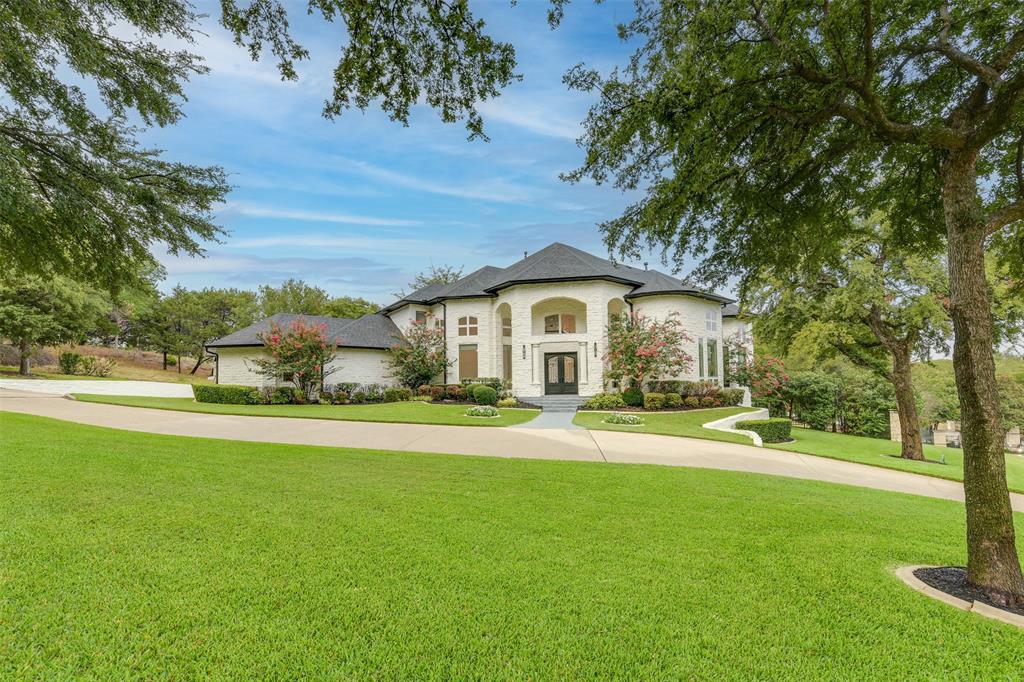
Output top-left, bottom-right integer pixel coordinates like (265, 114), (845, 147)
(502, 317), (512, 337)
(415, 310), (427, 325)
(544, 313), (576, 334)
(706, 309), (719, 332)
(458, 316), (478, 336)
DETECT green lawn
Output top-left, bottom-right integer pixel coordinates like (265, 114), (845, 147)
(575, 407), (1024, 493)
(1, 413), (1022, 679)
(776, 426), (1024, 493)
(573, 407), (757, 444)
(70, 393), (540, 427)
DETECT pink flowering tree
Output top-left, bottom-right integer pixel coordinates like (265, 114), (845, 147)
(387, 313), (450, 388)
(604, 311), (692, 390)
(731, 355), (790, 415)
(249, 317), (337, 400)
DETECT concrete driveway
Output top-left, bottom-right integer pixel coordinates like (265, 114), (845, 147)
(0, 379), (194, 397)
(2, 388), (1021, 512)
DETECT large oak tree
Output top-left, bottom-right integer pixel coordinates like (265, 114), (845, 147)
(566, 1), (1024, 602)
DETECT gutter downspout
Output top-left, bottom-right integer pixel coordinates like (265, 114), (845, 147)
(206, 346), (219, 384)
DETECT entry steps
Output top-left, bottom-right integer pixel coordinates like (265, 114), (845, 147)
(528, 395), (588, 413)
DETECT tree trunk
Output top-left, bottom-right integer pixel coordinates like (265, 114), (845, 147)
(190, 355), (206, 375)
(162, 351), (167, 371)
(891, 343), (924, 461)
(943, 151), (1024, 603)
(18, 339), (30, 376)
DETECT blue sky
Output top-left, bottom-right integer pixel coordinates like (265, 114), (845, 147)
(148, 0), (679, 304)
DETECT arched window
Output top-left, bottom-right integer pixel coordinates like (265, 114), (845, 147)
(458, 316), (478, 336)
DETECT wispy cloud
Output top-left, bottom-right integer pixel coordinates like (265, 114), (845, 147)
(226, 202), (421, 227)
(229, 234), (436, 251)
(477, 97), (582, 141)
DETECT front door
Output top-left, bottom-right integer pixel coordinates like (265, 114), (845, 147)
(544, 353), (578, 395)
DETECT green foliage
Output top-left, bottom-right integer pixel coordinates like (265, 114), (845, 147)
(583, 392), (626, 410)
(622, 387), (644, 407)
(604, 311), (693, 390)
(251, 319), (336, 400)
(387, 313), (449, 389)
(257, 280), (329, 317)
(787, 374), (842, 432)
(407, 264), (464, 294)
(720, 389), (745, 407)
(473, 386), (497, 406)
(383, 387), (413, 403)
(58, 352), (82, 375)
(270, 387), (298, 405)
(603, 413), (645, 425)
(445, 385), (467, 401)
(736, 419), (793, 444)
(465, 405), (499, 418)
(496, 397), (518, 408)
(699, 397), (718, 409)
(193, 385), (259, 405)
(77, 356), (117, 377)
(643, 393), (665, 410)
(683, 396), (700, 409)
(663, 392), (682, 409)
(0, 273), (108, 374)
(323, 296), (378, 319)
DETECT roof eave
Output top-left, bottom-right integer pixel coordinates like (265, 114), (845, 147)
(624, 290), (735, 304)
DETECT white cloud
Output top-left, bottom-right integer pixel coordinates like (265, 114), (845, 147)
(226, 202), (421, 227)
(477, 97), (582, 141)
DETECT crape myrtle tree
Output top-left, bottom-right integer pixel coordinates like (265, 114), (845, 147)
(752, 219), (951, 460)
(387, 313), (450, 388)
(604, 311), (692, 389)
(564, 1), (1024, 601)
(250, 318), (337, 400)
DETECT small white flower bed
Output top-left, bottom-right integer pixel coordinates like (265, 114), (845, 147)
(465, 405), (500, 418)
(603, 412), (645, 425)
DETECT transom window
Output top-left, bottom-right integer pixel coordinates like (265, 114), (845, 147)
(543, 313), (576, 334)
(502, 317), (512, 337)
(706, 309), (719, 332)
(458, 316), (478, 336)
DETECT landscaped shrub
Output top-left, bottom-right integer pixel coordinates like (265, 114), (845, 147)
(193, 384), (259, 405)
(474, 385), (497, 406)
(408, 394), (434, 402)
(643, 392), (665, 410)
(350, 391), (367, 404)
(700, 396), (719, 408)
(462, 377), (503, 390)
(496, 397), (518, 408)
(166, 354), (177, 366)
(417, 384), (432, 395)
(465, 383), (482, 402)
(446, 385), (467, 401)
(330, 390), (349, 405)
(430, 385), (446, 400)
(721, 388), (745, 406)
(680, 380), (720, 399)
(583, 392), (626, 410)
(603, 412), (645, 425)
(622, 387), (644, 407)
(79, 356), (117, 377)
(465, 405), (499, 417)
(335, 382), (360, 394)
(651, 380), (684, 394)
(682, 396), (699, 408)
(663, 392), (682, 409)
(270, 387), (297, 404)
(383, 387), (412, 402)
(58, 352), (82, 375)
(735, 418), (792, 443)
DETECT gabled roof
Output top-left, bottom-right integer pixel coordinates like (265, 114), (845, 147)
(722, 303), (740, 317)
(206, 312), (401, 350)
(382, 242), (732, 313)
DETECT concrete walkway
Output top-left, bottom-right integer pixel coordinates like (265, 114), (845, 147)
(2, 389), (1022, 512)
(0, 379), (194, 397)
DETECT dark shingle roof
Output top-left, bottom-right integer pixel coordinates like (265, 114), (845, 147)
(381, 242), (733, 313)
(722, 303), (740, 317)
(206, 312), (400, 350)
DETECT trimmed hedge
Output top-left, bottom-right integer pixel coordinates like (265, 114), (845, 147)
(643, 392), (665, 410)
(735, 418), (792, 443)
(194, 384), (258, 405)
(383, 387), (413, 403)
(622, 387), (644, 407)
(583, 392), (625, 410)
(663, 392), (682, 409)
(473, 385), (498, 406)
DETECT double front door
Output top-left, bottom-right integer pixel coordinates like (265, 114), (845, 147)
(544, 352), (578, 395)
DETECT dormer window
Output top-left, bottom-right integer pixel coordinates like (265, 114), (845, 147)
(458, 316), (478, 336)
(544, 313), (576, 334)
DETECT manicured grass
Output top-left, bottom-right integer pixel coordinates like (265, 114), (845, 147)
(775, 426), (1024, 493)
(573, 407), (755, 444)
(70, 393), (540, 427)
(1, 413), (1022, 679)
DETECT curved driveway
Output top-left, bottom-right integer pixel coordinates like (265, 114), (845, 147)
(2, 388), (1022, 512)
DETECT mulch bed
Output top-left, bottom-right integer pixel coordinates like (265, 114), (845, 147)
(914, 566), (1024, 616)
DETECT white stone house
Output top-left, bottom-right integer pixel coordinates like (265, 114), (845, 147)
(207, 243), (745, 399)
